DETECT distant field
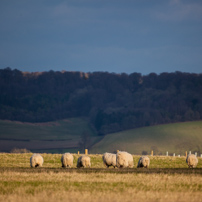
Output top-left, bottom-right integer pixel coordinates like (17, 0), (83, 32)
(0, 118), (98, 153)
(1, 119), (202, 155)
(91, 121), (202, 155)
(0, 153), (202, 202)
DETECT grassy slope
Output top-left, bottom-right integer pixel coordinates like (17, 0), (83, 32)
(90, 121), (202, 155)
(0, 118), (96, 140)
(1, 119), (202, 155)
(0, 118), (97, 153)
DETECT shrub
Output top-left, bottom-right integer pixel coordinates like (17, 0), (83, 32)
(10, 148), (31, 153)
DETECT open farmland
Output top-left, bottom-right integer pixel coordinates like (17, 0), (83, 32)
(0, 153), (202, 202)
(0, 118), (98, 153)
(91, 121), (202, 155)
(1, 120), (202, 155)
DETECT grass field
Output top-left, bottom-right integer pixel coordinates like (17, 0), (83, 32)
(0, 118), (97, 140)
(0, 153), (202, 202)
(91, 121), (202, 155)
(1, 120), (202, 155)
(0, 118), (98, 153)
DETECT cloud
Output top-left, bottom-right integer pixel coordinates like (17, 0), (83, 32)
(154, 0), (202, 22)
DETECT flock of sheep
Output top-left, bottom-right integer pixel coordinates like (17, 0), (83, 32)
(30, 151), (198, 169)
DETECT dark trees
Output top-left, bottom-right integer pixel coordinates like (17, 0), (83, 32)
(0, 68), (201, 135)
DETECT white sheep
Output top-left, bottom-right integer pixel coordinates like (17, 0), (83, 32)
(116, 151), (134, 168)
(137, 156), (150, 168)
(30, 153), (44, 167)
(61, 153), (74, 168)
(102, 152), (117, 168)
(186, 154), (198, 168)
(77, 155), (91, 168)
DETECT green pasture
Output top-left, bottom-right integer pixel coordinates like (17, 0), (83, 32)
(0, 118), (96, 140)
(1, 119), (202, 155)
(91, 121), (202, 155)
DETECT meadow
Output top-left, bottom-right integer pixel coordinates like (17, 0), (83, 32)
(1, 119), (202, 155)
(0, 153), (202, 202)
(91, 121), (202, 155)
(0, 118), (98, 153)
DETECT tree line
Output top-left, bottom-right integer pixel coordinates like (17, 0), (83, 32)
(0, 67), (202, 135)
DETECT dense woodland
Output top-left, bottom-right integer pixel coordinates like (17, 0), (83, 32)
(0, 67), (202, 135)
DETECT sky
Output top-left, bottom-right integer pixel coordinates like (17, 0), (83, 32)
(0, 0), (202, 75)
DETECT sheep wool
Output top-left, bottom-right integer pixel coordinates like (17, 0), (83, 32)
(102, 152), (117, 168)
(61, 153), (74, 168)
(137, 156), (150, 168)
(186, 154), (198, 168)
(30, 153), (44, 168)
(116, 151), (134, 168)
(77, 155), (91, 168)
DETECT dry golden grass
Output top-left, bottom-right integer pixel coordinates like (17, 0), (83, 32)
(0, 153), (202, 201)
(2, 190), (202, 202)
(0, 171), (202, 202)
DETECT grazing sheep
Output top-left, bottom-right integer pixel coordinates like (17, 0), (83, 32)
(186, 154), (198, 168)
(30, 153), (43, 168)
(77, 155), (91, 168)
(61, 153), (74, 168)
(102, 152), (117, 168)
(137, 156), (150, 168)
(116, 151), (134, 168)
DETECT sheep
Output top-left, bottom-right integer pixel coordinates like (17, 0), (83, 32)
(116, 151), (134, 168)
(186, 154), (198, 168)
(30, 153), (43, 167)
(102, 152), (117, 168)
(61, 153), (74, 168)
(77, 155), (91, 168)
(137, 156), (150, 168)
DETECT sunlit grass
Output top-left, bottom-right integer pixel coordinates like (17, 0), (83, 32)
(91, 121), (202, 155)
(0, 153), (202, 168)
(0, 153), (202, 202)
(0, 171), (202, 202)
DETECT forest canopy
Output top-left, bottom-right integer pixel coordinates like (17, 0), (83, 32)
(0, 67), (202, 135)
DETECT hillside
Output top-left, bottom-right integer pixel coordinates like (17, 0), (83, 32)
(1, 119), (202, 155)
(0, 118), (98, 153)
(90, 121), (202, 155)
(1, 68), (202, 135)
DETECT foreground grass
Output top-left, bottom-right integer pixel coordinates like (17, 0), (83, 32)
(1, 171), (202, 202)
(0, 153), (202, 202)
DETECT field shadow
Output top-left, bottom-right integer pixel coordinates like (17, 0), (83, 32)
(1, 167), (202, 175)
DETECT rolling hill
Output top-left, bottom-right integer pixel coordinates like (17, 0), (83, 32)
(0, 119), (202, 155)
(90, 121), (202, 155)
(0, 118), (98, 153)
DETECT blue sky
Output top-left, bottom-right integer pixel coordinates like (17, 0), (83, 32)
(0, 0), (202, 75)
